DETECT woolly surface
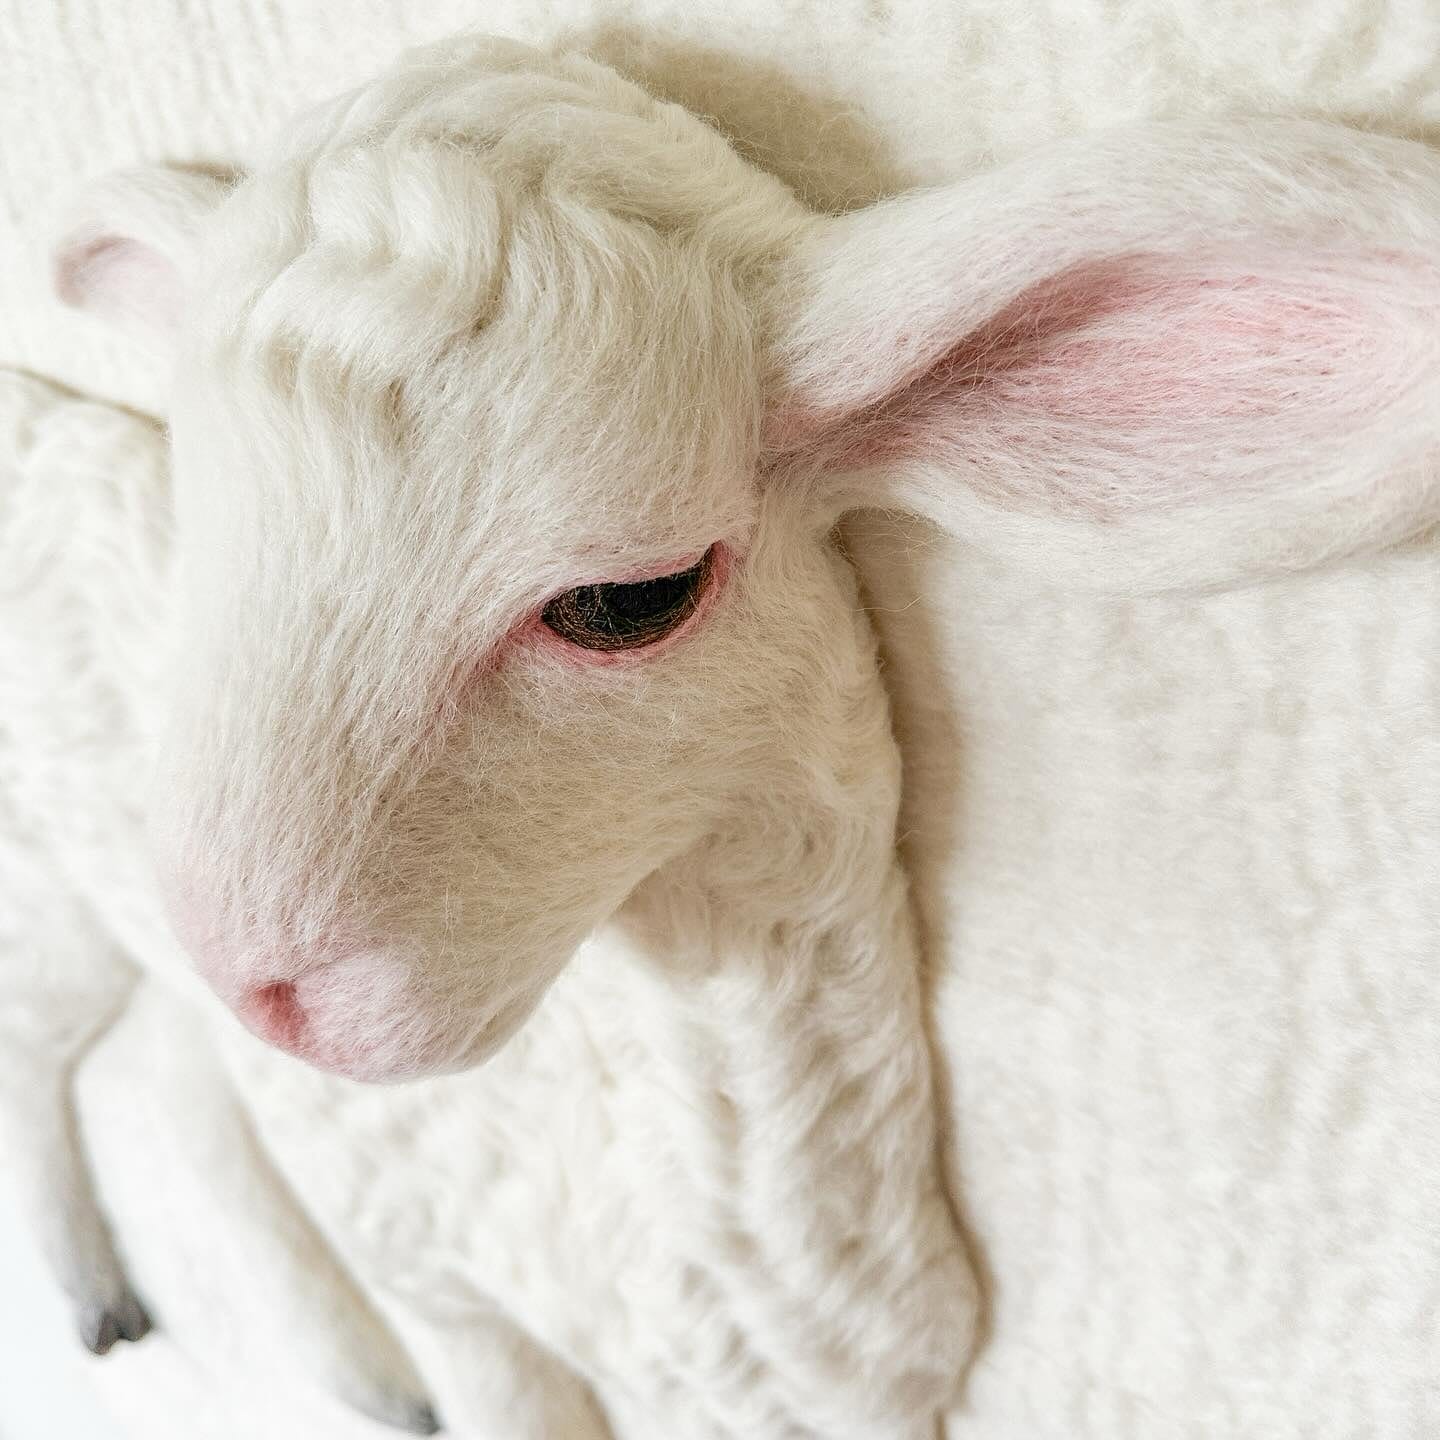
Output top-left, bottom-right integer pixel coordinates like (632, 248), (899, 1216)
(3, 4), (1440, 1440)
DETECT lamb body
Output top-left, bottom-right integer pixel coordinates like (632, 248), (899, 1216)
(6, 37), (979, 1435)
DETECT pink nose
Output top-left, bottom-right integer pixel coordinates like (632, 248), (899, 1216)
(241, 980), (308, 1052)
(191, 940), (454, 1082)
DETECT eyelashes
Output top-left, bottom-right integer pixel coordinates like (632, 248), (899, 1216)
(539, 547), (718, 653)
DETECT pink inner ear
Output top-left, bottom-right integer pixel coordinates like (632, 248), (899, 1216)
(53, 233), (182, 331)
(776, 248), (1440, 520)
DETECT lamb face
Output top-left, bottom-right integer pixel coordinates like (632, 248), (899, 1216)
(157, 318), (834, 1081)
(150, 46), (831, 1081)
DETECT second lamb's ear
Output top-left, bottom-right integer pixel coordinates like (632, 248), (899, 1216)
(53, 168), (232, 341)
(766, 120), (1440, 593)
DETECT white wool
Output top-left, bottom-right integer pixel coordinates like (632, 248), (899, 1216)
(11, 28), (1440, 1440)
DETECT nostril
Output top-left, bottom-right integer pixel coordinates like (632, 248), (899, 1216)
(244, 980), (307, 1050)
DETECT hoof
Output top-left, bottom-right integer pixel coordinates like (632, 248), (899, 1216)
(80, 1291), (154, 1356)
(403, 1403), (442, 1436)
(363, 1398), (441, 1435)
(389, 1400), (442, 1435)
(351, 1385), (442, 1435)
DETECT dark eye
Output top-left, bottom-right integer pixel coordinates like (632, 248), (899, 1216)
(540, 547), (716, 653)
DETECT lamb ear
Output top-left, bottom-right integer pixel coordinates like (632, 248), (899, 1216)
(766, 120), (1440, 592)
(53, 168), (232, 341)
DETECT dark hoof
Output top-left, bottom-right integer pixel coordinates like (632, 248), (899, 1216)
(356, 1391), (442, 1435)
(80, 1292), (154, 1356)
(396, 1401), (442, 1435)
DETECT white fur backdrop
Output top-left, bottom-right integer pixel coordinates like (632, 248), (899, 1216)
(2, 4), (1439, 1440)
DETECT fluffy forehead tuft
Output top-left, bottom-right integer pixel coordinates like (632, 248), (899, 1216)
(171, 36), (809, 608)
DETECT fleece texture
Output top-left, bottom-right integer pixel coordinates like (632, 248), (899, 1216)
(0, 5), (1437, 1440)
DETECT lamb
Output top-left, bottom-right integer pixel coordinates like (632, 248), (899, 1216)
(9, 29), (1440, 1438)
